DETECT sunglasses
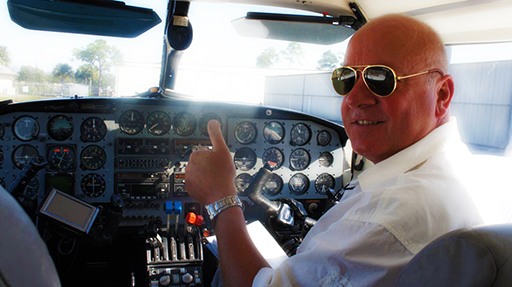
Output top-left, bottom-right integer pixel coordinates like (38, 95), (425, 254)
(331, 65), (444, 97)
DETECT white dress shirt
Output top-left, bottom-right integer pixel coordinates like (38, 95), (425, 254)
(253, 119), (484, 287)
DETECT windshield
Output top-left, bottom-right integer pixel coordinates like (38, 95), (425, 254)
(1, 1), (511, 157)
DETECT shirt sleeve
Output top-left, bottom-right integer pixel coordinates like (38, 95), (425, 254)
(252, 218), (414, 287)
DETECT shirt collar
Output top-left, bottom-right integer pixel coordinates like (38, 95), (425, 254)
(358, 118), (463, 191)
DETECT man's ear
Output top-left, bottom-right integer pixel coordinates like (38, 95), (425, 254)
(435, 74), (454, 119)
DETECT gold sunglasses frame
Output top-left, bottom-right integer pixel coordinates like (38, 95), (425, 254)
(331, 65), (444, 97)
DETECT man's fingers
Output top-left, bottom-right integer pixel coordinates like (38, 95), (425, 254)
(207, 120), (229, 153)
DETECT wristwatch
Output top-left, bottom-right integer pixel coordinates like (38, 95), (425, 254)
(205, 195), (243, 221)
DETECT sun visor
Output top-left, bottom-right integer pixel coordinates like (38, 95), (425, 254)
(231, 13), (356, 45)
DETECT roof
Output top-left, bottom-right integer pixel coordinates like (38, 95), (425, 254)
(0, 64), (17, 76)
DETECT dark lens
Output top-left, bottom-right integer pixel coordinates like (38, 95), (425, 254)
(364, 66), (395, 96)
(332, 68), (356, 95)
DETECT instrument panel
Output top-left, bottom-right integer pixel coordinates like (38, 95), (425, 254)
(0, 97), (348, 226)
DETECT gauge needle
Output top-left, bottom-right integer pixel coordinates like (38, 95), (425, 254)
(151, 123), (159, 129)
(58, 151), (67, 167)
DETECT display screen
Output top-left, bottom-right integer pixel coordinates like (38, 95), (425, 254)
(40, 188), (99, 233)
(46, 174), (74, 195)
(131, 184), (156, 196)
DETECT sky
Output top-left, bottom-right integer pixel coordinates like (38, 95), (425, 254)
(2, 1), (512, 86)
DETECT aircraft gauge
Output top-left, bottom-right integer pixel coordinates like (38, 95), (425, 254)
(48, 115), (74, 141)
(263, 121), (284, 144)
(199, 113), (221, 137)
(234, 121), (257, 144)
(262, 147), (284, 170)
(81, 173), (106, 198)
(80, 145), (107, 170)
(289, 148), (310, 171)
(147, 111), (171, 136)
(12, 145), (39, 169)
(315, 173), (335, 195)
(119, 110), (145, 135)
(81, 117), (107, 142)
(234, 173), (253, 195)
(290, 123), (311, 146)
(262, 174), (283, 196)
(233, 147), (257, 171)
(289, 173), (309, 195)
(173, 111), (197, 136)
(48, 146), (76, 171)
(14, 116), (39, 141)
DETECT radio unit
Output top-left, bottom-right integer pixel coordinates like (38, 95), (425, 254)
(116, 172), (171, 200)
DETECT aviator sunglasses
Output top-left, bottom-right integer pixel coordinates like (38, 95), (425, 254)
(331, 65), (444, 97)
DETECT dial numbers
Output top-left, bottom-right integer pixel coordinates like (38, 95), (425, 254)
(81, 173), (106, 198)
(289, 173), (309, 195)
(119, 110), (145, 135)
(234, 121), (257, 144)
(289, 148), (310, 171)
(47, 146), (76, 171)
(262, 147), (284, 170)
(14, 116), (39, 141)
(315, 173), (335, 195)
(81, 117), (107, 142)
(317, 130), (332, 146)
(81, 145), (107, 170)
(147, 111), (171, 136)
(290, 123), (311, 146)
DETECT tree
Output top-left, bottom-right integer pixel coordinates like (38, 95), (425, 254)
(73, 40), (123, 96)
(75, 64), (96, 87)
(256, 47), (280, 68)
(52, 63), (74, 83)
(317, 50), (340, 70)
(0, 46), (11, 67)
(280, 42), (305, 68)
(17, 66), (47, 83)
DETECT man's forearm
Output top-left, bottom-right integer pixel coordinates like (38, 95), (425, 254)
(215, 206), (271, 287)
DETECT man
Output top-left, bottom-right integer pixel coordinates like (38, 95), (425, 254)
(185, 14), (483, 286)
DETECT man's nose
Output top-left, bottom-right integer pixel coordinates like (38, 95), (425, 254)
(343, 76), (378, 109)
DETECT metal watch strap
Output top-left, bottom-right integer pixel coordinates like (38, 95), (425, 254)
(205, 195), (243, 221)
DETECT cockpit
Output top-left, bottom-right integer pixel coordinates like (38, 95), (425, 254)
(1, 1), (512, 286)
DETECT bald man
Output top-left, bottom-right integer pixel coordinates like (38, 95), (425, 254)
(186, 14), (483, 286)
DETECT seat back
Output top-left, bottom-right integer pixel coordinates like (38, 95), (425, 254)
(395, 224), (512, 287)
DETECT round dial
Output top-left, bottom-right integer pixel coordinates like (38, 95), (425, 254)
(234, 173), (253, 195)
(290, 123), (311, 146)
(119, 110), (145, 135)
(262, 174), (283, 196)
(318, 152), (334, 167)
(263, 121), (285, 144)
(262, 147), (284, 170)
(12, 145), (39, 169)
(199, 113), (221, 137)
(289, 148), (310, 171)
(173, 111), (197, 136)
(147, 111), (171, 136)
(289, 173), (309, 195)
(315, 173), (335, 195)
(233, 147), (257, 171)
(48, 146), (76, 171)
(81, 173), (106, 198)
(0, 124), (4, 138)
(81, 117), (107, 142)
(234, 121), (257, 144)
(14, 116), (39, 141)
(80, 145), (107, 170)
(317, 130), (332, 146)
(48, 115), (74, 141)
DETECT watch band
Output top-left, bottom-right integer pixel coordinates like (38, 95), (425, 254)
(205, 195), (243, 221)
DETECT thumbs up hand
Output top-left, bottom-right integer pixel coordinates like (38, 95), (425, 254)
(185, 120), (236, 205)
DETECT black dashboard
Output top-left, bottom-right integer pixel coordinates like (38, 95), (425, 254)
(0, 97), (348, 225)
(0, 96), (348, 286)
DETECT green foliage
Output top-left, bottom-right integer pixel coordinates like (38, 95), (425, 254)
(73, 39), (123, 96)
(317, 50), (342, 70)
(0, 46), (11, 67)
(52, 63), (74, 83)
(17, 66), (47, 83)
(281, 42), (305, 68)
(75, 64), (97, 85)
(256, 47), (280, 68)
